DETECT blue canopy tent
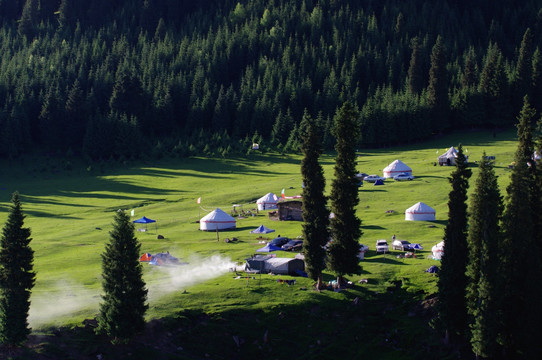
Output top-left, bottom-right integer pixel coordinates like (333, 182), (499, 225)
(250, 224), (275, 240)
(256, 244), (282, 252)
(133, 216), (157, 232)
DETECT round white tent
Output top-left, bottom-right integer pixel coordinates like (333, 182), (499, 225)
(199, 208), (236, 231)
(256, 193), (279, 211)
(405, 202), (436, 221)
(438, 146), (469, 165)
(383, 159), (412, 178)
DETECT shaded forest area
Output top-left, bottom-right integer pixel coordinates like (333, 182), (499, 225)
(0, 0), (541, 160)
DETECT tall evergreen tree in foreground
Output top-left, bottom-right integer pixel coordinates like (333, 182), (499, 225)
(96, 210), (148, 344)
(499, 96), (542, 358)
(0, 192), (35, 346)
(437, 144), (471, 345)
(300, 111), (329, 290)
(465, 154), (502, 359)
(327, 102), (362, 286)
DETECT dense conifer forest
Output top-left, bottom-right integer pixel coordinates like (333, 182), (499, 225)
(0, 0), (541, 160)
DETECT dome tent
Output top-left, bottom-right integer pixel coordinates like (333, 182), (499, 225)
(256, 193), (279, 211)
(405, 202), (436, 221)
(199, 208), (236, 231)
(383, 160), (412, 178)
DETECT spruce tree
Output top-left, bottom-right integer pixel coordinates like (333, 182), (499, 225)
(532, 48), (542, 115)
(461, 47), (478, 89)
(512, 28), (534, 112)
(96, 210), (148, 344)
(479, 43), (510, 127)
(465, 154), (503, 359)
(300, 111), (329, 290)
(327, 102), (362, 286)
(64, 79), (85, 150)
(18, 0), (38, 38)
(0, 192), (35, 345)
(437, 144), (471, 344)
(427, 35), (449, 132)
(499, 96), (542, 358)
(407, 37), (424, 94)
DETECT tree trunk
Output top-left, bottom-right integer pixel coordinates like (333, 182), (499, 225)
(337, 275), (345, 288)
(315, 275), (325, 291)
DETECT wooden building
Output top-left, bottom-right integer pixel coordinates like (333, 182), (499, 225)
(275, 200), (303, 221)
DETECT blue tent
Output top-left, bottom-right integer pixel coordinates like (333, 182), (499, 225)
(250, 224), (275, 234)
(374, 179), (385, 185)
(133, 216), (156, 224)
(256, 244), (282, 252)
(133, 216), (157, 232)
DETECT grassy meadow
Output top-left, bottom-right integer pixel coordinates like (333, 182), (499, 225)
(0, 128), (518, 359)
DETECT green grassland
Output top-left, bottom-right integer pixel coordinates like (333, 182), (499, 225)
(0, 128), (518, 359)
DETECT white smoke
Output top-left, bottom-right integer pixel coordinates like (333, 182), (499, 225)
(29, 279), (101, 328)
(146, 254), (237, 301)
(28, 255), (236, 329)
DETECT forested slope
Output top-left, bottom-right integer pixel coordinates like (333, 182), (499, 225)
(0, 0), (540, 159)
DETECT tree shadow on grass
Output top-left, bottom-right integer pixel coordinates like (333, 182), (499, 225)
(361, 225), (386, 230)
(360, 188), (387, 192)
(20, 278), (455, 360)
(363, 255), (407, 265)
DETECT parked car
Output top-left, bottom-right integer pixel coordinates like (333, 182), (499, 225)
(392, 239), (413, 251)
(356, 172), (369, 179)
(269, 236), (289, 247)
(364, 174), (385, 182)
(393, 172), (414, 181)
(282, 239), (303, 251)
(375, 239), (389, 253)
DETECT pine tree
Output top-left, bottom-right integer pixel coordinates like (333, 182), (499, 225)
(407, 37), (424, 94)
(437, 144), (471, 344)
(18, 0), (38, 38)
(57, 0), (75, 28)
(465, 154), (503, 359)
(0, 192), (35, 345)
(327, 102), (362, 286)
(499, 96), (542, 358)
(512, 28), (534, 112)
(461, 47), (478, 89)
(427, 35), (449, 132)
(96, 210), (148, 344)
(532, 47), (542, 115)
(39, 85), (63, 150)
(300, 111), (329, 290)
(64, 79), (86, 151)
(479, 43), (510, 127)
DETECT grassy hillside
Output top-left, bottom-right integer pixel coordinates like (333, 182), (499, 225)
(0, 128), (517, 359)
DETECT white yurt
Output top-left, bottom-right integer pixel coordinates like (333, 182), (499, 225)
(438, 146), (469, 165)
(405, 202), (436, 221)
(383, 159), (412, 178)
(256, 193), (279, 211)
(431, 241), (445, 260)
(199, 208), (236, 231)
